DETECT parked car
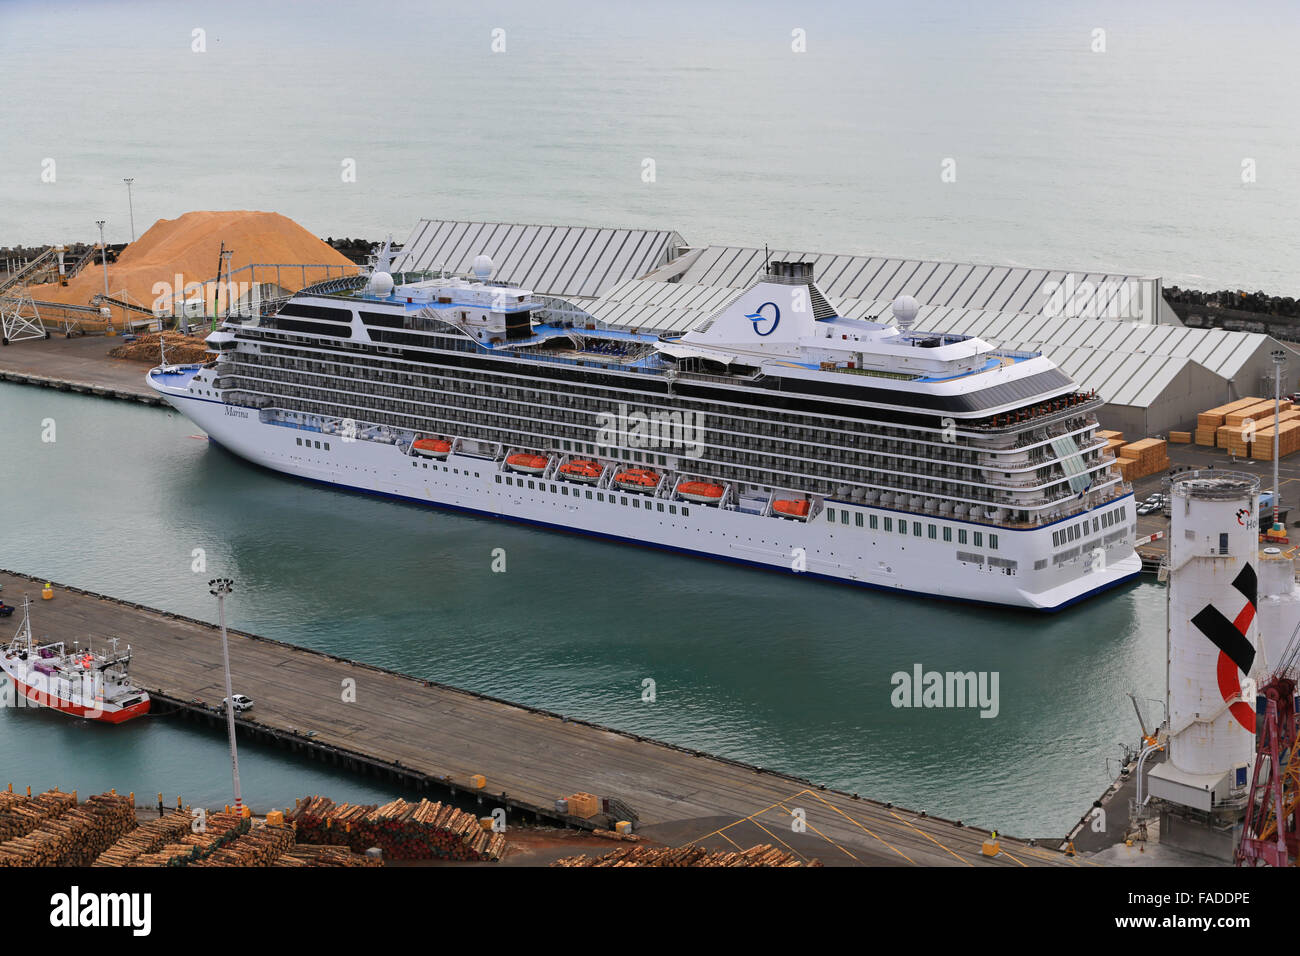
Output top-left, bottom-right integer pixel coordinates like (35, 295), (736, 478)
(221, 694), (254, 713)
(1137, 494), (1166, 516)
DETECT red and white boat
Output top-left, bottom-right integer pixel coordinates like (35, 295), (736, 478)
(505, 452), (549, 475)
(412, 437), (451, 459)
(772, 498), (811, 519)
(0, 599), (150, 724)
(678, 480), (725, 504)
(558, 459), (602, 484)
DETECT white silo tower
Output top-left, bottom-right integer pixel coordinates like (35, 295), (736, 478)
(1256, 546), (1300, 677)
(1148, 471), (1258, 839)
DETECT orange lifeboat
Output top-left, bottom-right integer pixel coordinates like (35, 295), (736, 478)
(678, 481), (725, 504)
(559, 459), (602, 484)
(412, 438), (451, 459)
(772, 498), (810, 519)
(613, 468), (660, 493)
(506, 453), (549, 475)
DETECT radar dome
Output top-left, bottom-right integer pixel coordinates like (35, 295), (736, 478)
(891, 294), (920, 329)
(472, 255), (495, 280)
(368, 271), (395, 296)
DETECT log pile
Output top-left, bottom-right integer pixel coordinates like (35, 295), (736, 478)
(275, 845), (382, 867)
(107, 331), (212, 365)
(552, 843), (820, 867)
(0, 790), (78, 844)
(94, 811), (195, 866)
(127, 811), (247, 867)
(193, 822), (295, 867)
(0, 793), (136, 866)
(288, 796), (506, 861)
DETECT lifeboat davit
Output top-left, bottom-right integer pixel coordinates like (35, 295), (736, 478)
(559, 459), (602, 483)
(506, 452), (549, 475)
(772, 498), (810, 519)
(412, 438), (451, 459)
(678, 481), (725, 504)
(613, 468), (660, 493)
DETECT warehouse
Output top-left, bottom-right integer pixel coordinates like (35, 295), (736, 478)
(395, 221), (1293, 440)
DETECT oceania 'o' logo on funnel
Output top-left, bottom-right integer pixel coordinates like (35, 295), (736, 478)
(745, 301), (781, 337)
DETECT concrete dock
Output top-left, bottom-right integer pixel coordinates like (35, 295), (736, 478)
(0, 569), (1076, 867)
(0, 335), (162, 405)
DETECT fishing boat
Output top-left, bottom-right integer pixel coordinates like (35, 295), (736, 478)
(0, 599), (150, 723)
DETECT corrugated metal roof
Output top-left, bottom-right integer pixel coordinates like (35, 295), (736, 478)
(392, 220), (687, 299)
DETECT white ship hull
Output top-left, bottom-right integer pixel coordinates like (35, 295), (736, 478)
(151, 378), (1141, 611)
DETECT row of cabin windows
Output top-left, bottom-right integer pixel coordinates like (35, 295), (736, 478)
(411, 462), (482, 478)
(492, 474), (690, 515)
(295, 437), (330, 451)
(825, 507), (997, 549)
(1051, 505), (1127, 547)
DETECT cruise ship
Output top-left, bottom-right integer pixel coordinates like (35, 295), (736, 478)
(148, 248), (1140, 611)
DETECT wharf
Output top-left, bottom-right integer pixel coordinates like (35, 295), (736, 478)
(0, 335), (162, 405)
(0, 569), (1076, 867)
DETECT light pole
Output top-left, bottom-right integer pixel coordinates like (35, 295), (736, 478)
(1272, 350), (1286, 533)
(123, 178), (136, 242)
(209, 577), (243, 816)
(96, 219), (112, 335)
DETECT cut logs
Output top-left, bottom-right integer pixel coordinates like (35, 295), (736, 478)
(287, 796), (506, 861)
(94, 811), (194, 866)
(552, 843), (820, 867)
(0, 792), (136, 867)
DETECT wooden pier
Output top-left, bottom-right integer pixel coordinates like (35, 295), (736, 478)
(0, 569), (1079, 867)
(0, 335), (163, 405)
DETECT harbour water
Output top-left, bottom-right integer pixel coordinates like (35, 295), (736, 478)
(0, 383), (1164, 835)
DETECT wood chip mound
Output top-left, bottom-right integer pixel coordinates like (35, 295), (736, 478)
(552, 843), (821, 867)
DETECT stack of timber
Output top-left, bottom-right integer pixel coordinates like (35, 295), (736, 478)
(275, 844), (382, 867)
(94, 811), (194, 866)
(1197, 397), (1261, 446)
(1169, 431), (1192, 444)
(0, 790), (78, 843)
(1221, 400), (1280, 444)
(1216, 424), (1254, 457)
(552, 843), (820, 867)
(1252, 421), (1300, 461)
(0, 792), (136, 866)
(192, 822), (295, 867)
(1117, 438), (1171, 479)
(288, 796), (506, 861)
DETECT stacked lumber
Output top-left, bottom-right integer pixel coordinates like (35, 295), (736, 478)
(1117, 438), (1170, 479)
(1252, 421), (1300, 461)
(275, 845), (382, 867)
(567, 792), (601, 819)
(94, 811), (200, 866)
(193, 822), (295, 867)
(288, 795), (506, 861)
(1096, 430), (1124, 443)
(1198, 397), (1261, 446)
(1217, 425), (1253, 457)
(1169, 431), (1191, 444)
(0, 790), (77, 843)
(552, 843), (821, 867)
(1225, 401), (1276, 430)
(0, 793), (136, 867)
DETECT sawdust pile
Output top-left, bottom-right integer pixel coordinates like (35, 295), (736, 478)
(30, 210), (354, 311)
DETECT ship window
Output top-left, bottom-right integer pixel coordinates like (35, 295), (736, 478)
(475, 473), (479, 478)
(942, 527), (952, 542)
(898, 522), (907, 536)
(1219, 532), (1229, 553)
(495, 476), (501, 483)
(324, 443), (330, 451)
(683, 507), (689, 516)
(562, 486), (569, 495)
(855, 513), (864, 527)
(657, 503), (664, 512)
(1093, 518), (1099, 532)
(621, 496), (628, 505)
(670, 505), (677, 514)
(974, 532), (983, 547)
(841, 512), (849, 525)
(869, 515), (878, 530)
(296, 438), (302, 446)
(989, 534), (998, 550)
(913, 522), (922, 536)
(928, 524), (937, 539)
(1052, 531), (1060, 546)
(506, 477), (513, 485)
(634, 499), (640, 508)
(883, 517), (892, 531)
(827, 508), (836, 523)
(528, 481), (535, 489)
(958, 529), (967, 544)
(586, 491), (593, 499)
(314, 441), (320, 449)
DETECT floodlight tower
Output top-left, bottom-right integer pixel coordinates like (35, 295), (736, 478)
(209, 577), (243, 816)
